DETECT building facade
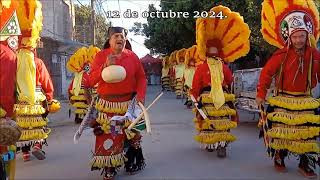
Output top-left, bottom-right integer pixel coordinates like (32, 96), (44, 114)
(37, 0), (85, 99)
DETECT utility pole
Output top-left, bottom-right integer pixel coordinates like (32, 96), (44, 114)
(91, 0), (95, 45)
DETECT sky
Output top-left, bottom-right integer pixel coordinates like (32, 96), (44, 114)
(76, 0), (161, 58)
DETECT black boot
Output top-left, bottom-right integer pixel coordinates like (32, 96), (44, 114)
(103, 167), (116, 180)
(124, 146), (137, 174)
(298, 155), (317, 179)
(273, 150), (287, 172)
(216, 146), (226, 158)
(0, 158), (6, 180)
(135, 147), (146, 171)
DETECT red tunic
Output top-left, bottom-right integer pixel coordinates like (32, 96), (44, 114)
(191, 61), (233, 99)
(0, 44), (17, 117)
(257, 47), (320, 99)
(89, 48), (147, 101)
(35, 57), (54, 101)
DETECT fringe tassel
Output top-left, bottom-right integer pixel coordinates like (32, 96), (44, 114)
(267, 126), (320, 140)
(71, 89), (85, 95)
(201, 93), (236, 103)
(16, 116), (47, 128)
(194, 131), (236, 144)
(70, 95), (87, 101)
(95, 112), (111, 134)
(72, 102), (89, 108)
(267, 96), (320, 110)
(14, 104), (46, 115)
(16, 139), (46, 148)
(19, 128), (50, 141)
(193, 118), (237, 131)
(95, 98), (129, 114)
(267, 112), (320, 125)
(202, 105), (237, 117)
(270, 139), (320, 154)
(203, 141), (228, 149)
(75, 109), (87, 115)
(91, 153), (127, 168)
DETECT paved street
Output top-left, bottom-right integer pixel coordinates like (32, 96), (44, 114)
(15, 86), (317, 180)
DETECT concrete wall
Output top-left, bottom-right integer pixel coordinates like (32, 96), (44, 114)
(38, 0), (75, 99)
(40, 0), (74, 41)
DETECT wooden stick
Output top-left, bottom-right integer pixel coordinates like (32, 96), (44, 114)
(127, 92), (163, 131)
(190, 95), (208, 119)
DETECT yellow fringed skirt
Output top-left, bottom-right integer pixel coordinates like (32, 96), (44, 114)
(194, 131), (236, 145)
(266, 95), (320, 154)
(270, 139), (320, 154)
(193, 91), (238, 148)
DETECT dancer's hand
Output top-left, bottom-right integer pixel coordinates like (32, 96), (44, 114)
(106, 54), (118, 66)
(93, 126), (104, 136)
(256, 97), (265, 107)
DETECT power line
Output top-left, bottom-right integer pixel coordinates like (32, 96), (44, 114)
(117, 0), (124, 25)
(160, 0), (192, 4)
(75, 0), (86, 7)
(129, 38), (149, 50)
(96, 0), (111, 23)
(123, 0), (150, 9)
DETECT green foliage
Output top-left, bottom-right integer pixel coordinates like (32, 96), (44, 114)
(74, 4), (109, 49)
(131, 0), (278, 69)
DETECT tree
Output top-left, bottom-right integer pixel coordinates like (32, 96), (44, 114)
(131, 0), (277, 69)
(74, 4), (109, 49)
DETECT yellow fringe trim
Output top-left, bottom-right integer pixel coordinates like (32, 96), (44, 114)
(70, 95), (87, 101)
(267, 112), (320, 125)
(91, 153), (127, 168)
(75, 109), (87, 115)
(193, 118), (237, 131)
(202, 105), (236, 117)
(0, 107), (6, 118)
(71, 89), (85, 95)
(267, 125), (320, 140)
(48, 100), (61, 113)
(95, 98), (129, 114)
(201, 93), (236, 103)
(270, 139), (320, 154)
(267, 96), (320, 110)
(14, 104), (45, 115)
(19, 128), (50, 141)
(95, 112), (111, 134)
(16, 116), (47, 129)
(194, 131), (236, 144)
(72, 102), (89, 108)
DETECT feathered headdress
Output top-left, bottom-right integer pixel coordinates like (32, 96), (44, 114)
(184, 45), (204, 66)
(261, 0), (319, 48)
(67, 46), (100, 96)
(162, 56), (169, 68)
(16, 0), (42, 48)
(175, 48), (187, 64)
(169, 50), (178, 66)
(196, 5), (251, 62)
(67, 46), (100, 73)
